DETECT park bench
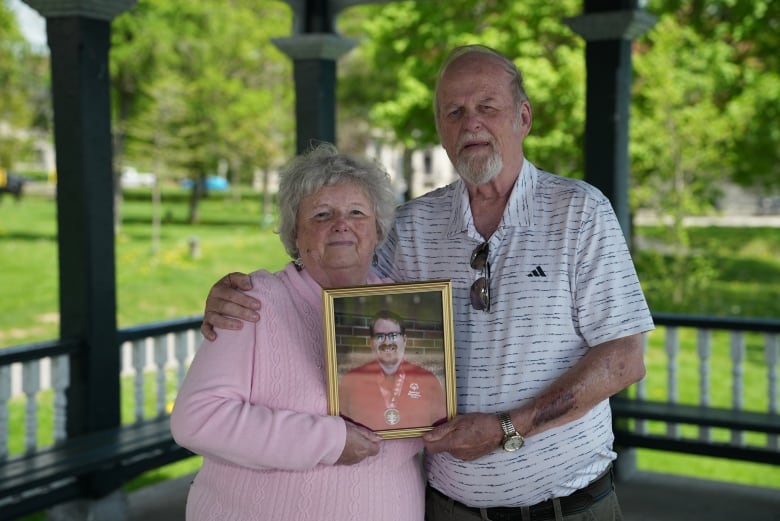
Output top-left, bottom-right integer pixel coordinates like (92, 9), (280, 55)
(611, 396), (780, 465)
(0, 415), (192, 521)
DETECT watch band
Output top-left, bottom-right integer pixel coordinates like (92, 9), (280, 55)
(498, 411), (516, 436)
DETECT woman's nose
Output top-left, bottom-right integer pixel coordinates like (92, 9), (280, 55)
(332, 214), (349, 230)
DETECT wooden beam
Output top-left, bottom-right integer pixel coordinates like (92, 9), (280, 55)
(565, 1), (656, 243)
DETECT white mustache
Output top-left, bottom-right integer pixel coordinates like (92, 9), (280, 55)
(457, 132), (494, 149)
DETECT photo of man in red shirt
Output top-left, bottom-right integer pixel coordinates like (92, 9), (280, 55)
(339, 310), (447, 432)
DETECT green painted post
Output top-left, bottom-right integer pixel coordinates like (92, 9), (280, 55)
(565, 0), (656, 244)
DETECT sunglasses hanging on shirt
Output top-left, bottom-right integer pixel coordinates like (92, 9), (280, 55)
(470, 242), (490, 312)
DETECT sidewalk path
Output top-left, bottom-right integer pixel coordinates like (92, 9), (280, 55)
(634, 213), (780, 228)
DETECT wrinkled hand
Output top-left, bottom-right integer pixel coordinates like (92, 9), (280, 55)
(200, 272), (260, 340)
(422, 412), (502, 461)
(336, 422), (382, 465)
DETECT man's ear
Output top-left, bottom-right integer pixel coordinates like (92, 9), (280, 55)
(520, 101), (533, 136)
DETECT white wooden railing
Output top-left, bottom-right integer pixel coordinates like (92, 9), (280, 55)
(0, 317), (201, 458)
(1, 314), (778, 462)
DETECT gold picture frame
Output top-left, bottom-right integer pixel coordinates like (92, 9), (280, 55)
(323, 280), (457, 439)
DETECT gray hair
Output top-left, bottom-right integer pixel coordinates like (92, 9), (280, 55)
(277, 143), (397, 259)
(433, 45), (530, 132)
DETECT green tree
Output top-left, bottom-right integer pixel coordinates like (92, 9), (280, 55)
(648, 0), (780, 193)
(630, 1), (780, 302)
(631, 14), (736, 303)
(111, 0), (294, 224)
(111, 0), (171, 229)
(0, 0), (48, 170)
(338, 0), (584, 200)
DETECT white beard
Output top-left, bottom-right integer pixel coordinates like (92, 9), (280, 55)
(455, 149), (503, 185)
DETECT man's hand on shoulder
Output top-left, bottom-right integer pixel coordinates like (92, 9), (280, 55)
(201, 272), (260, 340)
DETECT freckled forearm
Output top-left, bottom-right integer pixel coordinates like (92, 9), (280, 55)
(513, 334), (645, 437)
(530, 389), (577, 430)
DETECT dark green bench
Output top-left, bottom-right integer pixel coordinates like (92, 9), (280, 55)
(0, 416), (192, 521)
(611, 396), (780, 465)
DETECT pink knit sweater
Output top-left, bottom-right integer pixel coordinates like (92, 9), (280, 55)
(171, 263), (425, 520)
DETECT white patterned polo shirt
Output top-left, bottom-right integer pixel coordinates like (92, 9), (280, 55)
(374, 160), (655, 507)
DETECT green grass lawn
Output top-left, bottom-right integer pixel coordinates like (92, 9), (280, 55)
(635, 226), (780, 318)
(2, 194), (779, 345)
(0, 191), (290, 346)
(2, 189), (779, 519)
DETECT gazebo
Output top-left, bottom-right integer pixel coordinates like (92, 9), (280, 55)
(17, 0), (656, 514)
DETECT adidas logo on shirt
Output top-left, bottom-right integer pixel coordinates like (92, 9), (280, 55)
(528, 266), (547, 277)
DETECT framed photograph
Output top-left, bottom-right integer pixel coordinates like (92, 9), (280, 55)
(323, 280), (456, 439)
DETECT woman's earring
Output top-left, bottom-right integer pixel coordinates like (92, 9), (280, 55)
(294, 257), (304, 271)
(372, 253), (379, 267)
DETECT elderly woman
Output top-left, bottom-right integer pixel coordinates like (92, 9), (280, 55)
(170, 144), (425, 520)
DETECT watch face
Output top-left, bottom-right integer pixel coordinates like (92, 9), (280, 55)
(503, 435), (524, 452)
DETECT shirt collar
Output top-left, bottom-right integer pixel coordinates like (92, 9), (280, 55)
(447, 160), (536, 239)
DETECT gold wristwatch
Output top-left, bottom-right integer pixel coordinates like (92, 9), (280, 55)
(498, 411), (525, 452)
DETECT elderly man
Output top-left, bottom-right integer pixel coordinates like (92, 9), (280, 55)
(202, 45), (654, 521)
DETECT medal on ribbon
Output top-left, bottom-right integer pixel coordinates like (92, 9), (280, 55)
(378, 370), (406, 426)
